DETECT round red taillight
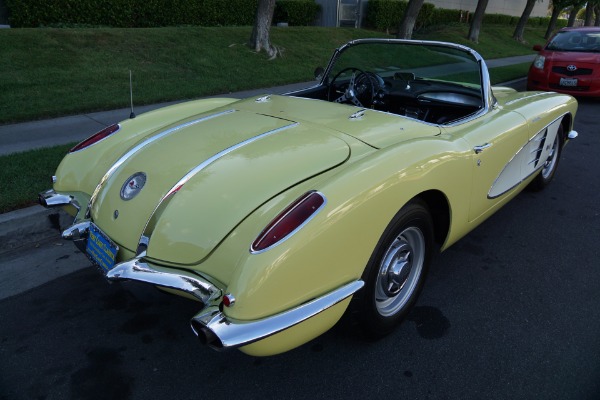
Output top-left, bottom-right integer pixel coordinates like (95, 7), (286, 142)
(222, 294), (236, 307)
(251, 191), (326, 253)
(70, 124), (120, 153)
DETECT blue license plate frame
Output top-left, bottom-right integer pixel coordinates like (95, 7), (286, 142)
(86, 223), (119, 272)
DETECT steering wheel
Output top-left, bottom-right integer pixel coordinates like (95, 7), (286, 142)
(329, 67), (377, 108)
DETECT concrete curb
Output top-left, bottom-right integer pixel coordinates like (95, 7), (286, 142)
(0, 205), (72, 255)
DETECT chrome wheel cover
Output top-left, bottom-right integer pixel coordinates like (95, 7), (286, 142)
(375, 226), (425, 317)
(541, 135), (559, 180)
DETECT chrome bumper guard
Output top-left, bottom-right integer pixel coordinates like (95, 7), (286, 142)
(106, 255), (222, 305)
(38, 189), (80, 210)
(39, 189), (88, 251)
(190, 280), (364, 351)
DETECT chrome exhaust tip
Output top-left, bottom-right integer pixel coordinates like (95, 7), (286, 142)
(190, 319), (223, 349)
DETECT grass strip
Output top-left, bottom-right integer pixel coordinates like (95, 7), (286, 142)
(0, 61), (531, 214)
(0, 144), (74, 213)
(0, 24), (547, 124)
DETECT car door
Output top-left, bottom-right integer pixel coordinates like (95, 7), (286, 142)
(444, 107), (529, 222)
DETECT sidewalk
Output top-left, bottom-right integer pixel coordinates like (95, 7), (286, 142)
(0, 81), (316, 156)
(0, 54), (535, 156)
(0, 54), (534, 254)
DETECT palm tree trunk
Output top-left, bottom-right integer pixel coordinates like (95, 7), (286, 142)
(249, 0), (279, 59)
(396, 0), (424, 39)
(467, 0), (489, 43)
(512, 0), (537, 42)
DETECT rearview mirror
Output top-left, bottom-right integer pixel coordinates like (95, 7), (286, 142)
(532, 44), (543, 51)
(394, 72), (415, 81)
(314, 67), (325, 81)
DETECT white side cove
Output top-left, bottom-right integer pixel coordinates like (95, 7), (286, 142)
(488, 117), (563, 199)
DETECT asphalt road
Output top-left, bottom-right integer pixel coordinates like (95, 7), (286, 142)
(1, 91), (599, 400)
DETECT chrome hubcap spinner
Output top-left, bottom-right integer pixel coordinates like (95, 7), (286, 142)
(375, 227), (425, 317)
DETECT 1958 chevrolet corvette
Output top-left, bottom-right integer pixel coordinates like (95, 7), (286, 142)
(39, 39), (578, 356)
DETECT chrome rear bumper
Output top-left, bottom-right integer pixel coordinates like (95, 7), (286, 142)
(39, 189), (365, 352)
(106, 255), (364, 351)
(190, 280), (364, 351)
(108, 255), (363, 351)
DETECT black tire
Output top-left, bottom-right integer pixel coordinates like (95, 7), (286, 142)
(352, 200), (434, 339)
(529, 124), (564, 191)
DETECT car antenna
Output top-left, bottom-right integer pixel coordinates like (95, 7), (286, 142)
(129, 70), (136, 119)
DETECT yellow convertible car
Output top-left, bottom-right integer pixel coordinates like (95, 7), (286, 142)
(39, 39), (578, 356)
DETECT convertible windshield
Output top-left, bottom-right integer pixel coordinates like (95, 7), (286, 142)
(288, 40), (486, 125)
(329, 41), (482, 88)
(546, 30), (600, 52)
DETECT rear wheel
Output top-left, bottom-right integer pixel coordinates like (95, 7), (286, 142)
(530, 124), (564, 191)
(353, 200), (434, 338)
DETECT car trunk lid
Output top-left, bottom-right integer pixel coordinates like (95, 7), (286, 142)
(91, 109), (350, 262)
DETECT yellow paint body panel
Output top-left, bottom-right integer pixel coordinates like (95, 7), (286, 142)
(51, 79), (577, 356)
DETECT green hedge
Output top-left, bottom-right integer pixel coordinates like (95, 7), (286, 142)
(366, 1), (453, 33)
(274, 0), (320, 26)
(365, 0), (406, 32)
(482, 14), (568, 28)
(481, 13), (516, 26)
(526, 16), (567, 28)
(6, 0), (319, 28)
(430, 8), (464, 26)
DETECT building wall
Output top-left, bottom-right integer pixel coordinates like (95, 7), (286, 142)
(423, 0), (549, 18)
(314, 0), (339, 27)
(314, 0), (550, 28)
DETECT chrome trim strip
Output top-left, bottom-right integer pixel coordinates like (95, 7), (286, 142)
(106, 254), (222, 305)
(190, 280), (364, 350)
(505, 92), (553, 106)
(85, 109), (236, 218)
(487, 113), (568, 199)
(138, 121), (299, 252)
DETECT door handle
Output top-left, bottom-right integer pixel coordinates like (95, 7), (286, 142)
(474, 143), (493, 154)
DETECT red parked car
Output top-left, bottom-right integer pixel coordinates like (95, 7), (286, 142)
(528, 27), (600, 97)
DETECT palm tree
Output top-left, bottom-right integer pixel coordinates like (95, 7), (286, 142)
(567, 1), (586, 27)
(513, 0), (539, 42)
(396, 0), (424, 39)
(467, 0), (490, 43)
(249, 0), (280, 59)
(545, 0), (571, 39)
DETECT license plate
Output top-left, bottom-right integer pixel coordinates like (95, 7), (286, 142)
(87, 223), (119, 272)
(559, 77), (577, 87)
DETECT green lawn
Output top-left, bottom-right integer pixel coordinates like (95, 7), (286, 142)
(0, 24), (546, 124)
(0, 144), (74, 213)
(0, 24), (544, 213)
